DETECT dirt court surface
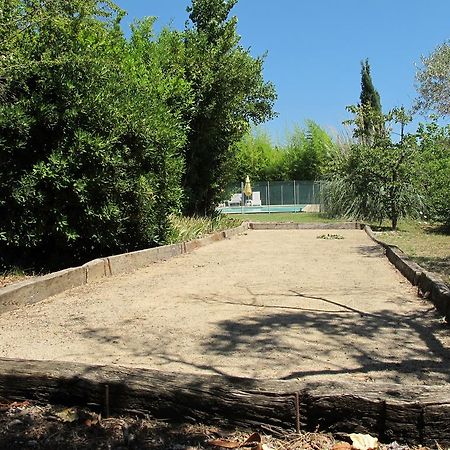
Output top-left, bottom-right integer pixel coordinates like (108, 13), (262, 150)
(0, 229), (448, 384)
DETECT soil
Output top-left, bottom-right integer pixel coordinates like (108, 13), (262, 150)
(0, 229), (448, 385)
(0, 397), (431, 449)
(0, 274), (30, 289)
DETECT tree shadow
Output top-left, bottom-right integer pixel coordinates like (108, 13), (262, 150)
(0, 398), (212, 449)
(64, 287), (450, 386)
(200, 291), (450, 384)
(368, 225), (393, 232)
(423, 223), (450, 235)
(356, 245), (385, 258)
(410, 255), (450, 282)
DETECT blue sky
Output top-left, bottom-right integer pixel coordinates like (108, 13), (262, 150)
(115, 0), (450, 143)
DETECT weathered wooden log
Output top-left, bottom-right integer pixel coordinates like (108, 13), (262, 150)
(0, 358), (448, 446)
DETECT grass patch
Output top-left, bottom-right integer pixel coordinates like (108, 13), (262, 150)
(374, 220), (450, 285)
(168, 214), (241, 243)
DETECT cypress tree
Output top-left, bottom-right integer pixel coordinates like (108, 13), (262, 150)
(360, 59), (382, 112)
(359, 59), (383, 143)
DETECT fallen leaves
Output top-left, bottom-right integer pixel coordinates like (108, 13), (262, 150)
(0, 398), (441, 450)
(208, 432), (263, 449)
(349, 433), (378, 450)
(317, 234), (345, 240)
(54, 407), (79, 423)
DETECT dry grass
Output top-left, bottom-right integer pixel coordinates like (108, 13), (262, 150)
(0, 272), (30, 289)
(168, 214), (241, 243)
(374, 221), (450, 286)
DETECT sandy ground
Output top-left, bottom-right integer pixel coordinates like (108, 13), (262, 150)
(0, 229), (448, 385)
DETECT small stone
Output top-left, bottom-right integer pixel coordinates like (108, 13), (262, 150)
(8, 419), (23, 428)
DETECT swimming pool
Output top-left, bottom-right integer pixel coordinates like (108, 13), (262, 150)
(217, 204), (306, 214)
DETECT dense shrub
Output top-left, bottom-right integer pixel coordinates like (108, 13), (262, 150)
(284, 120), (337, 181)
(231, 130), (286, 182)
(323, 107), (423, 230)
(416, 122), (450, 227)
(0, 1), (191, 270)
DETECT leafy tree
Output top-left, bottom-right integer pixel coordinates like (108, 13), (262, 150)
(416, 121), (450, 227)
(181, 0), (276, 215)
(229, 121), (337, 183)
(324, 107), (422, 230)
(230, 130), (286, 182)
(360, 59), (382, 112)
(415, 41), (450, 117)
(0, 1), (190, 270)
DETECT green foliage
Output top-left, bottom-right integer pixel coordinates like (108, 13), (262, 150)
(355, 60), (383, 144)
(360, 59), (382, 113)
(0, 0), (277, 271)
(181, 0), (277, 215)
(324, 107), (423, 230)
(167, 214), (239, 243)
(415, 41), (450, 117)
(284, 120), (337, 180)
(416, 121), (450, 226)
(231, 130), (285, 182)
(0, 1), (191, 270)
(228, 121), (336, 183)
(344, 103), (387, 146)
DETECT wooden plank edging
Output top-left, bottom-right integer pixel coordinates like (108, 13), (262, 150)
(0, 358), (448, 446)
(248, 222), (362, 230)
(364, 225), (450, 321)
(0, 223), (250, 314)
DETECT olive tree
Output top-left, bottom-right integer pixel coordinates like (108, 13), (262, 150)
(415, 41), (450, 117)
(324, 107), (422, 230)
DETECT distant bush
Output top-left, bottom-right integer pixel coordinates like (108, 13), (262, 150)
(284, 120), (337, 181)
(231, 130), (286, 181)
(228, 121), (336, 183)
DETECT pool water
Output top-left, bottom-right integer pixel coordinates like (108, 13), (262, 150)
(217, 204), (306, 214)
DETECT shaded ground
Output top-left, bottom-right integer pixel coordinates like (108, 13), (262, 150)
(375, 221), (450, 286)
(0, 229), (448, 384)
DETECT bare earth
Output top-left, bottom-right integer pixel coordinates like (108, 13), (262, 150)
(0, 229), (448, 385)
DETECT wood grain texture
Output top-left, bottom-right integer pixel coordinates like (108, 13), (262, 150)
(0, 358), (448, 446)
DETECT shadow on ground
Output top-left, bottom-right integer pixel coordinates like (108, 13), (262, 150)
(411, 255), (450, 284)
(202, 291), (449, 382)
(74, 288), (450, 384)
